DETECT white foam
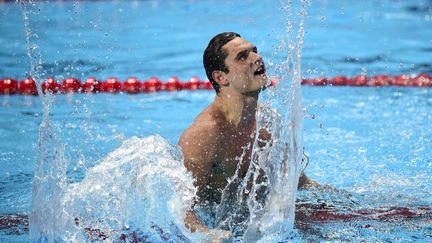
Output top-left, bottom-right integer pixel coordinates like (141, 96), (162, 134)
(62, 135), (197, 241)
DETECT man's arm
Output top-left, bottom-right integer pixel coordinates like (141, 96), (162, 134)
(184, 211), (211, 233)
(178, 125), (216, 233)
(179, 125), (232, 242)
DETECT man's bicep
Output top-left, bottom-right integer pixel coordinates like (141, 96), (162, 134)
(184, 151), (212, 189)
(179, 131), (214, 190)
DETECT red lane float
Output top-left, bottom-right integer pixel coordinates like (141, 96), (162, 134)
(1, 206), (431, 238)
(122, 77), (141, 94)
(102, 77), (122, 93)
(0, 78), (19, 95)
(1, 74), (431, 95)
(19, 77), (38, 95)
(185, 76), (201, 90)
(143, 76), (163, 93)
(62, 77), (82, 93)
(329, 76), (348, 86)
(348, 75), (368, 86)
(164, 76), (183, 91)
(301, 74), (432, 87)
(83, 77), (102, 93)
(41, 77), (61, 94)
(296, 205), (432, 224)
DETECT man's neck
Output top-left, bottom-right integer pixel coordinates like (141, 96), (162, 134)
(214, 89), (259, 127)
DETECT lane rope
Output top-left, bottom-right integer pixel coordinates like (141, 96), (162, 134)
(0, 74), (431, 95)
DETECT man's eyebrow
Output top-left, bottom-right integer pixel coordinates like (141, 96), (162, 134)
(235, 46), (257, 59)
(235, 50), (249, 59)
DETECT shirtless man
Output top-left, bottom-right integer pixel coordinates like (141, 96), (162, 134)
(178, 32), (316, 241)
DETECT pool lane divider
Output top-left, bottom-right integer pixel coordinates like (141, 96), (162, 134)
(0, 74), (431, 95)
(1, 205), (431, 236)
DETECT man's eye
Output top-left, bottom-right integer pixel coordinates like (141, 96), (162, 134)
(238, 53), (248, 60)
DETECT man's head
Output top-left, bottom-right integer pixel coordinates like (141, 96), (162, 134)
(203, 32), (240, 93)
(203, 32), (267, 94)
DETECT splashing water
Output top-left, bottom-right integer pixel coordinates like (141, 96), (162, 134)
(18, 0), (71, 241)
(215, 1), (309, 241)
(22, 0), (309, 241)
(33, 135), (198, 241)
(63, 135), (197, 242)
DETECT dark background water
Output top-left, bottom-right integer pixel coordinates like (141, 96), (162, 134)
(1, 0), (431, 81)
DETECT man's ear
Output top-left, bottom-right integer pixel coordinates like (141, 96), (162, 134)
(212, 71), (229, 87)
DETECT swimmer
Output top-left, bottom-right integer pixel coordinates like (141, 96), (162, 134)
(179, 32), (318, 241)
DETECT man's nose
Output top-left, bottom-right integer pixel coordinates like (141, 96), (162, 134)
(249, 51), (262, 64)
(245, 49), (258, 61)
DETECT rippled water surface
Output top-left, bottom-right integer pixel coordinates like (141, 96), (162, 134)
(0, 0), (431, 241)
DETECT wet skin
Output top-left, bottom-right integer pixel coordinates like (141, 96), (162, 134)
(179, 37), (268, 204)
(179, 37), (315, 239)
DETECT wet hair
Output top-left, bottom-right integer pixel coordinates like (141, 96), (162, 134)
(203, 32), (241, 93)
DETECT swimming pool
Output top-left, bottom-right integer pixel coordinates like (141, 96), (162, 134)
(1, 0), (431, 241)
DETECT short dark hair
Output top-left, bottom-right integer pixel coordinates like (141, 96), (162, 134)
(203, 32), (241, 93)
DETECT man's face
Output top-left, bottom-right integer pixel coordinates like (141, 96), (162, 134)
(221, 37), (267, 94)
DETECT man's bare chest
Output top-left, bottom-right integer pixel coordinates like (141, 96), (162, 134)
(214, 132), (254, 179)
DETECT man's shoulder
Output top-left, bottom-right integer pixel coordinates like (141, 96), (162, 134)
(179, 106), (222, 165)
(179, 106), (220, 147)
(180, 121), (218, 144)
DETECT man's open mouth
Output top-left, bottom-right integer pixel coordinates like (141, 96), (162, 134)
(254, 65), (266, 76)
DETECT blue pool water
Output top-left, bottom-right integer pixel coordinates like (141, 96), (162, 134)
(0, 0), (431, 242)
